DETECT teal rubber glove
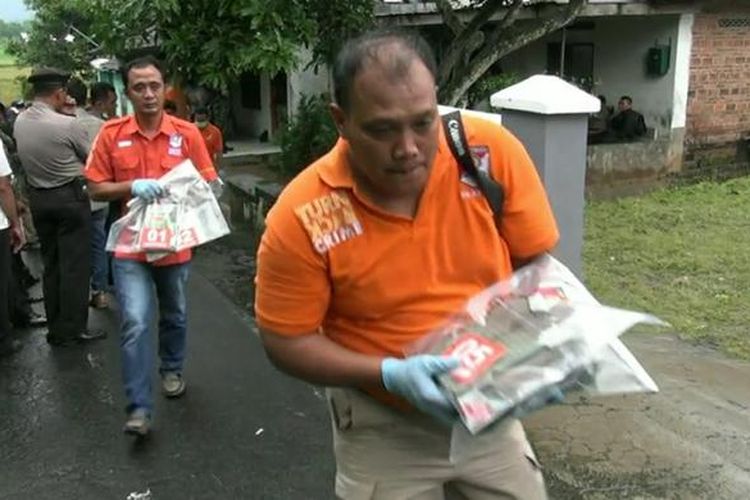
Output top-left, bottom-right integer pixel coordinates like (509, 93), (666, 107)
(381, 355), (460, 424)
(131, 179), (164, 201)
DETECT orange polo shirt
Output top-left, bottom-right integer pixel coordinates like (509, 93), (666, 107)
(255, 113), (559, 407)
(85, 113), (217, 266)
(199, 123), (223, 164)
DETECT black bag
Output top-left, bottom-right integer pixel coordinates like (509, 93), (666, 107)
(441, 111), (505, 220)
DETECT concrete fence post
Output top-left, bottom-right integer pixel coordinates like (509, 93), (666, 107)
(491, 75), (600, 277)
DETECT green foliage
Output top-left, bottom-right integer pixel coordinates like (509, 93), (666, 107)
(11, 0), (374, 93)
(306, 0), (375, 68)
(0, 20), (30, 41)
(276, 94), (338, 179)
(468, 73), (522, 106)
(84, 0), (317, 91)
(7, 0), (96, 73)
(584, 178), (750, 360)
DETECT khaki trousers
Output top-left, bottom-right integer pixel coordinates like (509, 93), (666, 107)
(327, 388), (547, 500)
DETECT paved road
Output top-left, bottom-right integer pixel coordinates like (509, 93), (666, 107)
(4, 253), (750, 499)
(0, 272), (335, 500)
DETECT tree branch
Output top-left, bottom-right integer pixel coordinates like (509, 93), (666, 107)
(437, 0), (520, 85)
(497, 0), (524, 31)
(440, 0), (588, 105)
(434, 0), (465, 35)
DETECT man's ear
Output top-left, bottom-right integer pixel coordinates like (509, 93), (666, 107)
(329, 102), (347, 139)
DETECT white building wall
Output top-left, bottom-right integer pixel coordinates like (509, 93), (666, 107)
(500, 15), (683, 133)
(288, 48), (331, 117)
(671, 14), (694, 129)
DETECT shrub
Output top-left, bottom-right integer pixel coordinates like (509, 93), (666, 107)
(276, 93), (338, 179)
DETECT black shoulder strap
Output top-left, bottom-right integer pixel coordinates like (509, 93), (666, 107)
(441, 111), (504, 220)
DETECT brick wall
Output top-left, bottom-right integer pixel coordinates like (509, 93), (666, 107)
(686, 13), (750, 168)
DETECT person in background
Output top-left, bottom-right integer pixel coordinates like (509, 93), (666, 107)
(588, 94), (612, 144)
(0, 126), (44, 328)
(611, 95), (647, 141)
(85, 56), (217, 436)
(13, 67), (106, 347)
(0, 140), (26, 358)
(74, 81), (118, 309)
(164, 100), (178, 116)
(5, 100), (26, 131)
(192, 106), (223, 170)
(63, 77), (88, 117)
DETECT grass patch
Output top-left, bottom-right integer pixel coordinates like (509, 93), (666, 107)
(0, 44), (27, 104)
(0, 65), (28, 104)
(584, 177), (750, 360)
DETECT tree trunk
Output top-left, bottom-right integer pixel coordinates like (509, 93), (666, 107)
(438, 0), (588, 106)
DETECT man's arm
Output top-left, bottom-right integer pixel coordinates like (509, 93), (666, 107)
(0, 175), (24, 251)
(87, 180), (134, 201)
(69, 118), (91, 161)
(0, 176), (19, 227)
(259, 329), (383, 388)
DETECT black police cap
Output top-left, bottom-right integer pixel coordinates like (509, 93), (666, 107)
(27, 67), (71, 87)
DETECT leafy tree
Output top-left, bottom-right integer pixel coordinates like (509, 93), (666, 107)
(7, 0), (97, 73)
(434, 0), (589, 106)
(9, 0), (375, 92)
(0, 21), (30, 41)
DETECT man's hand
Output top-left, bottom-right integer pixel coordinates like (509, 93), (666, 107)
(130, 179), (164, 201)
(16, 198), (28, 215)
(381, 355), (460, 424)
(10, 224), (25, 253)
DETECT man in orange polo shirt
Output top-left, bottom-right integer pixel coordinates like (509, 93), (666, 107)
(255, 30), (559, 499)
(192, 107), (223, 170)
(85, 56), (216, 437)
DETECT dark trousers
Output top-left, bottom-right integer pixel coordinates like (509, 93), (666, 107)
(9, 252), (32, 326)
(28, 181), (91, 341)
(0, 228), (11, 340)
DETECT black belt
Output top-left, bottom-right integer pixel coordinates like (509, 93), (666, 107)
(28, 178), (85, 191)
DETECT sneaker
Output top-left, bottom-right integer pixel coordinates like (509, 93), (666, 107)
(90, 292), (109, 309)
(123, 408), (151, 436)
(162, 372), (186, 398)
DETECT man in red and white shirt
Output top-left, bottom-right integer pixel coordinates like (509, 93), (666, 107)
(86, 56), (216, 436)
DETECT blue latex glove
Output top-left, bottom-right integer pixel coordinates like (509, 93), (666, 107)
(381, 355), (460, 424)
(131, 179), (164, 201)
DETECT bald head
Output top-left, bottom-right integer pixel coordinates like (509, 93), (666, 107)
(333, 30), (437, 113)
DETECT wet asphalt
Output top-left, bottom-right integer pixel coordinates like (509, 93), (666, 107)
(0, 272), (335, 500)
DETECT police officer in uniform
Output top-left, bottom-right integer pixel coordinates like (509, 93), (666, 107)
(13, 67), (106, 346)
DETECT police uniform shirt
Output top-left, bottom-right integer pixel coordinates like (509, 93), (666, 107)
(13, 101), (89, 189)
(72, 107), (108, 211)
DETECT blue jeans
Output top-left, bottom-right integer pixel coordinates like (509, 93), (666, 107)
(90, 208), (109, 293)
(113, 258), (191, 414)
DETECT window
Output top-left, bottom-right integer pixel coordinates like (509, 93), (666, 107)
(547, 43), (594, 88)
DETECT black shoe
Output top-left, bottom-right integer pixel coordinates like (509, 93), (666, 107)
(75, 329), (107, 342)
(0, 338), (23, 357)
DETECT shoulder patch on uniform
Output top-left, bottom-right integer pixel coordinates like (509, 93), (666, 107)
(470, 145), (490, 174)
(460, 145), (491, 188)
(294, 191), (363, 254)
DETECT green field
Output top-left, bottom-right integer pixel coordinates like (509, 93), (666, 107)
(584, 177), (750, 360)
(0, 44), (28, 104)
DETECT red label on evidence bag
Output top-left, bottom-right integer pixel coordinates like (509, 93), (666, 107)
(443, 332), (507, 384)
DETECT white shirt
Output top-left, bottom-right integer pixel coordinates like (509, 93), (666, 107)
(0, 145), (11, 230)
